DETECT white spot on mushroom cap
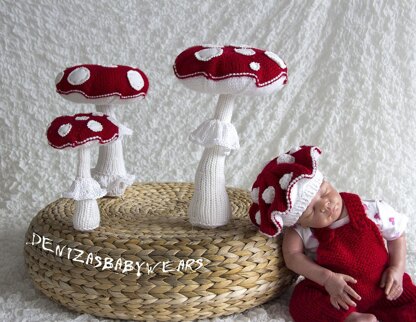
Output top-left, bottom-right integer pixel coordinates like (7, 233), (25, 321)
(251, 187), (259, 204)
(100, 64), (118, 68)
(55, 71), (64, 85)
(195, 47), (223, 61)
(255, 211), (261, 225)
(289, 146), (301, 154)
(200, 44), (222, 48)
(249, 62), (260, 71)
(235, 48), (256, 56)
(262, 186), (275, 204)
(265, 51), (287, 69)
(87, 120), (103, 132)
(68, 67), (90, 85)
(58, 123), (72, 137)
(277, 154), (295, 164)
(279, 172), (293, 190)
(75, 116), (89, 121)
(127, 70), (145, 91)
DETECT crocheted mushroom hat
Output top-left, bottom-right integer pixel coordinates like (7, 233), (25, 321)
(173, 45), (288, 96)
(55, 64), (149, 103)
(249, 146), (324, 237)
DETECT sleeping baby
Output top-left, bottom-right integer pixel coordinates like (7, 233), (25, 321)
(248, 145), (416, 322)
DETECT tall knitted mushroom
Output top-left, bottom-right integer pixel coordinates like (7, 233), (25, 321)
(174, 45), (288, 228)
(47, 113), (122, 231)
(55, 64), (149, 196)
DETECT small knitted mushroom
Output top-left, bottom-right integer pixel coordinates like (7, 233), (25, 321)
(46, 113), (121, 231)
(174, 45), (288, 228)
(55, 64), (149, 196)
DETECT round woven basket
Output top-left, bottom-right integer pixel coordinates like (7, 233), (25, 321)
(24, 182), (297, 321)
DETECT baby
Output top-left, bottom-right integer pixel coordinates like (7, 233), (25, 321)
(248, 145), (416, 322)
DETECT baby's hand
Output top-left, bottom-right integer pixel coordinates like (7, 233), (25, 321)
(323, 271), (361, 310)
(380, 266), (404, 300)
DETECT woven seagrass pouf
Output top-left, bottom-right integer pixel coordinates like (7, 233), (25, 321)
(24, 182), (297, 321)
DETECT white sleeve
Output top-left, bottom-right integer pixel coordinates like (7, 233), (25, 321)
(363, 199), (408, 240)
(292, 224), (319, 256)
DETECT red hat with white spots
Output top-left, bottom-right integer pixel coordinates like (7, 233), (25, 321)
(55, 64), (149, 104)
(249, 146), (324, 237)
(173, 44), (287, 96)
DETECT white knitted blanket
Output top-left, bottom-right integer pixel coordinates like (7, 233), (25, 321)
(1, 1), (415, 321)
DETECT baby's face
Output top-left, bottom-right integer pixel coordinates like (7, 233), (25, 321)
(297, 180), (343, 228)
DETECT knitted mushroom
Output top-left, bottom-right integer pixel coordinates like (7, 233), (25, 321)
(174, 45), (288, 228)
(46, 113), (121, 231)
(55, 64), (149, 196)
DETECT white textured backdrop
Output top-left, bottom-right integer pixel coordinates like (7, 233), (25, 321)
(1, 1), (415, 321)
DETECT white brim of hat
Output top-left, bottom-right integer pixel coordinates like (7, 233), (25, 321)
(280, 170), (324, 227)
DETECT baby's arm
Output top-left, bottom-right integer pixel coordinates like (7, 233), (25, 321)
(380, 234), (406, 300)
(283, 227), (361, 310)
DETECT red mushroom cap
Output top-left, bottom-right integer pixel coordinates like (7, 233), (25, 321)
(173, 45), (288, 95)
(55, 64), (149, 104)
(47, 113), (119, 149)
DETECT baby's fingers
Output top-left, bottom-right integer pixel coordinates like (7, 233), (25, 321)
(387, 284), (403, 301)
(384, 276), (394, 295)
(330, 297), (340, 310)
(336, 297), (350, 310)
(340, 292), (357, 308)
(341, 274), (357, 284)
(345, 285), (361, 301)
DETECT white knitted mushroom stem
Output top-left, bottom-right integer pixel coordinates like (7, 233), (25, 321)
(93, 105), (133, 196)
(73, 148), (100, 231)
(214, 94), (234, 123)
(188, 94), (236, 228)
(94, 140), (127, 177)
(77, 147), (92, 178)
(73, 199), (100, 231)
(188, 146), (231, 228)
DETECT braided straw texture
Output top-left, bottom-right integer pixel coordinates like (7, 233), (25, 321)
(24, 182), (297, 321)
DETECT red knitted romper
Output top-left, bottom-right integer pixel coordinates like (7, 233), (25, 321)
(289, 193), (416, 321)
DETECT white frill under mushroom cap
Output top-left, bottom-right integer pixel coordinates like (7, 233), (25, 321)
(62, 177), (106, 201)
(94, 173), (136, 197)
(189, 119), (240, 150)
(179, 75), (286, 96)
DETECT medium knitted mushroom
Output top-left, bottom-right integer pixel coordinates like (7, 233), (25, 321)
(55, 64), (149, 196)
(47, 113), (122, 231)
(174, 45), (288, 228)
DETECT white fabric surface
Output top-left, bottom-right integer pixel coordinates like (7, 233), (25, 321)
(1, 0), (415, 321)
